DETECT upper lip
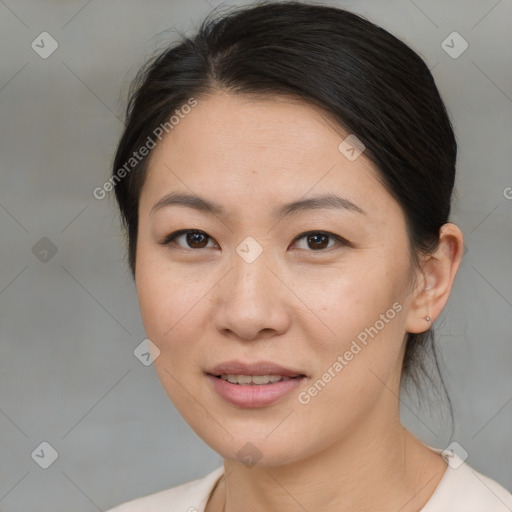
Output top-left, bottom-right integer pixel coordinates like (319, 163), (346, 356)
(207, 360), (307, 378)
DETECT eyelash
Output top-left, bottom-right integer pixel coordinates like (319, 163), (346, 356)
(159, 229), (353, 252)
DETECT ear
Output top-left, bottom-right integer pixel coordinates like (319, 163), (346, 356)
(405, 223), (465, 334)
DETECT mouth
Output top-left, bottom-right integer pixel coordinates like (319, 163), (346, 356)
(205, 360), (308, 407)
(206, 360), (307, 382)
(206, 373), (307, 408)
(211, 374), (305, 385)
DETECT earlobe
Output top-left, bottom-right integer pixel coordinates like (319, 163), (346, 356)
(405, 223), (464, 334)
(405, 268), (436, 334)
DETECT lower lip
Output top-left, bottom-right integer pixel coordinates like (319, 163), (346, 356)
(206, 375), (306, 408)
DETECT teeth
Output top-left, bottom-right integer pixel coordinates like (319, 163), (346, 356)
(219, 374), (293, 385)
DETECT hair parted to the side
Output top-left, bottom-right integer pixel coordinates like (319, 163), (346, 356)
(112, 1), (456, 415)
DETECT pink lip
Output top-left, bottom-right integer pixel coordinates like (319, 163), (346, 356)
(207, 360), (306, 378)
(206, 374), (306, 408)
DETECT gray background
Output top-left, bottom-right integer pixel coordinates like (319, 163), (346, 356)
(0, 0), (511, 510)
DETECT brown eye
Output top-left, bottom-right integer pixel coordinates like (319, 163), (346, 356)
(292, 231), (350, 251)
(161, 230), (216, 250)
(185, 231), (209, 248)
(306, 233), (329, 250)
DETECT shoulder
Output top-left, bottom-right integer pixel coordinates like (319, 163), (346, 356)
(422, 449), (512, 512)
(105, 466), (224, 512)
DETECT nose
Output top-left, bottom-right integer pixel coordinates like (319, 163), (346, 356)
(212, 251), (291, 341)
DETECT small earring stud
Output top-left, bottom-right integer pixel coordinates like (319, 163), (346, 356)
(426, 316), (431, 323)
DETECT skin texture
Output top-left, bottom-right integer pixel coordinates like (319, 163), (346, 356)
(135, 91), (464, 512)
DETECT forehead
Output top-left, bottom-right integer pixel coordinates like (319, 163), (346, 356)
(140, 91), (394, 222)
(156, 91), (349, 158)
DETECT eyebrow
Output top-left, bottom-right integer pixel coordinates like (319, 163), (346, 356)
(150, 192), (366, 219)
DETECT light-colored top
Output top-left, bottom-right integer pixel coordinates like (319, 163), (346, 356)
(106, 447), (512, 511)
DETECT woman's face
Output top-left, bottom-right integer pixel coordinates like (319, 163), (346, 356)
(135, 92), (419, 466)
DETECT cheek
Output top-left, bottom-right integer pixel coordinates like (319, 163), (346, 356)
(134, 245), (227, 390)
(295, 256), (408, 340)
(136, 261), (209, 344)
(293, 274), (408, 428)
(135, 255), (211, 410)
(292, 253), (411, 395)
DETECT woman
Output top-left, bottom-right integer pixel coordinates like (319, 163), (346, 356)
(106, 2), (512, 511)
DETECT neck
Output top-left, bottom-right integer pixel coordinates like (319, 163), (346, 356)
(212, 409), (446, 512)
